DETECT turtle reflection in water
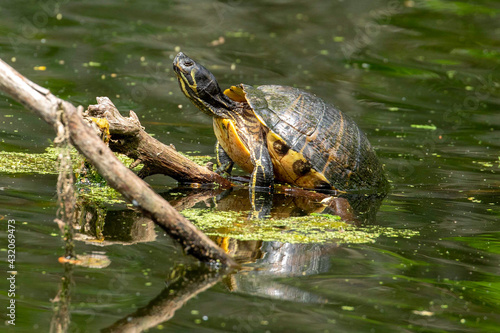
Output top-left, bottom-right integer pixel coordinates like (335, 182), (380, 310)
(173, 52), (388, 217)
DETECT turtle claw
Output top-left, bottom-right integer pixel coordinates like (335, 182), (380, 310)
(215, 161), (234, 179)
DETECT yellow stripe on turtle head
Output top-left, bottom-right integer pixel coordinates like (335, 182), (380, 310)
(189, 68), (198, 91)
(177, 74), (190, 96)
(178, 68), (200, 101)
(179, 69), (197, 91)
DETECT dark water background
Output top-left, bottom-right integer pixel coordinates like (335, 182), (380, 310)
(0, 0), (499, 332)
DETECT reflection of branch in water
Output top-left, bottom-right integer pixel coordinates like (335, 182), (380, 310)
(54, 108), (77, 258)
(74, 204), (157, 246)
(163, 187), (225, 211)
(50, 263), (73, 333)
(51, 110), (77, 333)
(76, 202), (106, 241)
(102, 265), (231, 333)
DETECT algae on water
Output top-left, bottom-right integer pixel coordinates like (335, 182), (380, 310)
(0, 148), (64, 174)
(1, 147), (420, 244)
(0, 147), (129, 204)
(181, 209), (419, 244)
(0, 146), (212, 205)
(179, 151), (213, 167)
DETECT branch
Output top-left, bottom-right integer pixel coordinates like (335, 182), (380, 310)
(0, 58), (237, 268)
(86, 97), (232, 186)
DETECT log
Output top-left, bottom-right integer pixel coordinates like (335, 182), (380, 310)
(85, 97), (232, 187)
(0, 58), (237, 268)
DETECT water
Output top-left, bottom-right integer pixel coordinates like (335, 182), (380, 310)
(1, 0), (499, 332)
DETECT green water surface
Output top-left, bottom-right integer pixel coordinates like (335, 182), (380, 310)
(0, 1), (499, 332)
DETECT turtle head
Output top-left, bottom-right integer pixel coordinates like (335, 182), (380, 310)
(173, 52), (236, 118)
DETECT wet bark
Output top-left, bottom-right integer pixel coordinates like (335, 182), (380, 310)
(0, 58), (237, 267)
(85, 97), (232, 186)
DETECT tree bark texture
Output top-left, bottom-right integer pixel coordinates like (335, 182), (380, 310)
(0, 58), (237, 268)
(86, 97), (232, 187)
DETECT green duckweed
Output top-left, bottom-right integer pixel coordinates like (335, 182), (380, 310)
(181, 209), (419, 244)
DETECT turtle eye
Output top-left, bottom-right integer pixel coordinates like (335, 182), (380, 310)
(183, 60), (194, 67)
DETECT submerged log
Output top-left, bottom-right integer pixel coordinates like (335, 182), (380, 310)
(0, 58), (237, 268)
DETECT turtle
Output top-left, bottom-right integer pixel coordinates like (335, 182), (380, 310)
(173, 52), (388, 196)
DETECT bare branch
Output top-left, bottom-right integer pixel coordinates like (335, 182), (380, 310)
(0, 58), (237, 267)
(86, 97), (233, 187)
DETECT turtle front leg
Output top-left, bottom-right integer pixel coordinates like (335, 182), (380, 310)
(248, 139), (274, 219)
(214, 141), (234, 178)
(249, 140), (274, 191)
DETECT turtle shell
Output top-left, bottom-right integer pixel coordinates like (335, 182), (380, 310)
(239, 84), (388, 191)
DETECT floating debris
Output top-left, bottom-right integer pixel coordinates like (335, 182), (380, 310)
(58, 252), (111, 268)
(83, 61), (101, 67)
(410, 124), (437, 130)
